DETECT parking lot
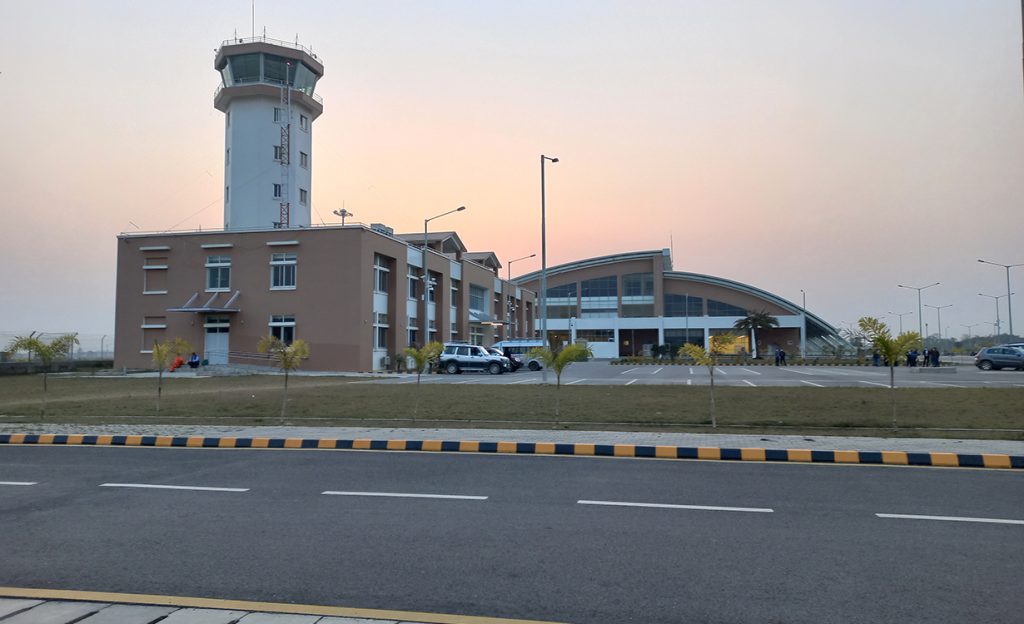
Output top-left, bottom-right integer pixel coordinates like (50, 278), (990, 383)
(385, 362), (1024, 388)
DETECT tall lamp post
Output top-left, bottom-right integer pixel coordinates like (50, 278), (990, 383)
(540, 154), (558, 383)
(978, 292), (1010, 336)
(961, 323), (978, 339)
(977, 259), (1023, 337)
(799, 289), (806, 359)
(332, 208), (353, 225)
(887, 310), (913, 334)
(897, 282), (939, 344)
(507, 253), (535, 339)
(422, 206), (466, 345)
(924, 303), (952, 340)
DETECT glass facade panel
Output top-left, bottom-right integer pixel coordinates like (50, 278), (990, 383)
(293, 63), (317, 95)
(577, 329), (614, 343)
(621, 304), (654, 318)
(664, 329), (704, 351)
(263, 54), (290, 84)
(581, 276), (617, 298)
(708, 299), (747, 317)
(664, 294), (704, 317)
(622, 273), (654, 297)
(545, 305), (576, 319)
(546, 283), (577, 298)
(469, 285), (487, 312)
(227, 54), (260, 83)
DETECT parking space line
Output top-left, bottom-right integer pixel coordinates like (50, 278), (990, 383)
(799, 380), (825, 388)
(626, 379), (638, 386)
(650, 367), (664, 375)
(876, 513), (1024, 526)
(740, 368), (762, 375)
(323, 491), (488, 501)
(0, 481), (38, 486)
(777, 368), (819, 376)
(858, 380), (890, 388)
(578, 500), (773, 513)
(620, 368), (640, 375)
(100, 483), (249, 492)
(921, 381), (967, 388)
(687, 379), (692, 385)
(566, 379), (587, 385)
(508, 378), (535, 384)
(741, 380), (757, 387)
(714, 367), (727, 375)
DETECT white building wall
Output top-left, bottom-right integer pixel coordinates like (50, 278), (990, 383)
(224, 96), (314, 230)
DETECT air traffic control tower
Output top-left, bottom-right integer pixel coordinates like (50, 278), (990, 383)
(214, 37), (324, 230)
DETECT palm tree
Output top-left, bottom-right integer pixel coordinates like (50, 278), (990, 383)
(151, 337), (192, 416)
(679, 333), (738, 428)
(527, 342), (593, 418)
(733, 310), (779, 359)
(857, 317), (921, 429)
(257, 335), (311, 420)
(403, 341), (444, 419)
(6, 333), (79, 417)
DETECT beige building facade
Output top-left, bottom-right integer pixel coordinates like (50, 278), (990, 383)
(114, 225), (535, 372)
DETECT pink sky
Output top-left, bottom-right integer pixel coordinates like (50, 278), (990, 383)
(2, 1), (1023, 346)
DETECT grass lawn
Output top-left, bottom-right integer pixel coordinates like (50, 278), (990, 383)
(0, 374), (1021, 440)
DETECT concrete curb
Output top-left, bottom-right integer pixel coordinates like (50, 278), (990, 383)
(2, 433), (1022, 470)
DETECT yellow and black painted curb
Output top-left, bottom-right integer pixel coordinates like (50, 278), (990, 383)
(0, 586), (563, 624)
(2, 433), (1021, 470)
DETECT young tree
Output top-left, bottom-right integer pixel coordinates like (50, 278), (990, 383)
(527, 342), (593, 418)
(679, 333), (738, 428)
(733, 310), (779, 359)
(151, 337), (192, 416)
(857, 317), (922, 429)
(403, 341), (444, 420)
(257, 335), (311, 420)
(6, 333), (79, 417)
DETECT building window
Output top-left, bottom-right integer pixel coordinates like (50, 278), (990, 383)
(664, 294), (704, 317)
(300, 152), (308, 169)
(408, 317), (418, 346)
(269, 314), (296, 344)
(469, 323), (484, 345)
(577, 329), (614, 343)
(226, 111), (230, 127)
(623, 273), (654, 297)
(206, 255), (231, 291)
(545, 305), (575, 319)
(270, 252), (297, 289)
(300, 114), (309, 131)
(225, 148), (230, 165)
(428, 319), (437, 341)
(143, 256), (168, 294)
(708, 299), (747, 317)
(621, 304), (654, 318)
(273, 183), (282, 199)
(580, 308), (617, 319)
(581, 276), (617, 298)
(407, 268), (419, 300)
(299, 188), (308, 205)
(374, 312), (389, 350)
(427, 273), (438, 303)
(274, 107), (285, 123)
(546, 283), (577, 299)
(274, 145), (284, 160)
(469, 285), (487, 313)
(374, 254), (390, 293)
(224, 186), (229, 202)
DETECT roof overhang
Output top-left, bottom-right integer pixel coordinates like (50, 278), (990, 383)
(167, 291), (241, 314)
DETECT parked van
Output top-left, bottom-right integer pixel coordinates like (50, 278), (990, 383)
(491, 339), (545, 371)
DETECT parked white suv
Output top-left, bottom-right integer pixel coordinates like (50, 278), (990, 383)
(439, 342), (510, 375)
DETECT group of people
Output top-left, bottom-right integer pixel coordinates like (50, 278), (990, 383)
(774, 348), (787, 366)
(169, 352), (203, 372)
(906, 348), (940, 368)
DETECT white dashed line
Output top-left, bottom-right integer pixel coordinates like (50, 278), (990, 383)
(920, 381), (967, 388)
(508, 378), (535, 384)
(688, 367), (694, 374)
(740, 368), (762, 375)
(323, 491), (488, 501)
(650, 367), (664, 375)
(741, 380), (757, 387)
(0, 481), (38, 486)
(578, 500), (773, 513)
(620, 368), (640, 375)
(799, 380), (825, 388)
(714, 368), (728, 375)
(566, 379), (587, 385)
(100, 483), (249, 492)
(687, 379), (692, 385)
(876, 513), (1024, 526)
(777, 368), (819, 376)
(626, 379), (638, 386)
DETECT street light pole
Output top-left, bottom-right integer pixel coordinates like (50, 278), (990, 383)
(540, 155), (558, 383)
(924, 303), (952, 340)
(423, 206), (466, 346)
(506, 253), (535, 339)
(332, 208), (353, 226)
(978, 292), (1009, 336)
(978, 259), (1023, 337)
(961, 323), (978, 339)
(507, 253), (536, 283)
(897, 282), (939, 343)
(887, 310), (913, 335)
(799, 289), (806, 358)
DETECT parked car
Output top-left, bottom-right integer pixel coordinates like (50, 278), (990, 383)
(491, 339), (545, 371)
(439, 342), (510, 374)
(488, 347), (521, 371)
(974, 346), (1024, 371)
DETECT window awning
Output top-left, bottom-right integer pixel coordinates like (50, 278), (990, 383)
(167, 291), (241, 313)
(469, 310), (506, 325)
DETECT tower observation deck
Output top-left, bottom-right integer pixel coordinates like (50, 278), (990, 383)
(215, 36), (324, 230)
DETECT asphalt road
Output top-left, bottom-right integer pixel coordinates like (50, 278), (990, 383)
(381, 361), (1024, 388)
(2, 446), (1023, 623)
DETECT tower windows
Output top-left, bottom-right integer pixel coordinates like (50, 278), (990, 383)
(274, 107), (285, 123)
(272, 184), (282, 199)
(225, 148), (230, 165)
(299, 188), (308, 205)
(224, 186), (229, 202)
(300, 152), (308, 169)
(300, 115), (309, 131)
(274, 145), (285, 160)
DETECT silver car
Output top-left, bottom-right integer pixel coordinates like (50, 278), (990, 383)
(974, 346), (1024, 371)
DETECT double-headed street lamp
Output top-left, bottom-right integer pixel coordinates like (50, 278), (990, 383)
(887, 310), (913, 334)
(422, 206), (466, 345)
(924, 303), (952, 340)
(897, 282), (939, 343)
(506, 253), (536, 339)
(961, 323), (978, 339)
(540, 155), (558, 383)
(978, 292), (1010, 336)
(978, 259), (1023, 337)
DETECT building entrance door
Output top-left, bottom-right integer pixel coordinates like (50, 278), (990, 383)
(204, 319), (230, 365)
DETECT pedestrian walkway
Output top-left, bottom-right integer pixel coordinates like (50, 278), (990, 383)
(1, 423), (1021, 455)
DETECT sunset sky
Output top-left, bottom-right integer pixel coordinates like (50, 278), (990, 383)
(2, 1), (1023, 347)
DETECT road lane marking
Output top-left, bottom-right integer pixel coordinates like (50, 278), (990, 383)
(688, 367), (694, 374)
(687, 379), (692, 385)
(650, 367), (663, 375)
(100, 483), (249, 492)
(741, 380), (757, 387)
(921, 381), (967, 388)
(0, 481), (37, 486)
(714, 367), (727, 375)
(508, 378), (535, 384)
(858, 380), (890, 387)
(578, 500), (773, 513)
(566, 379), (587, 385)
(777, 368), (819, 376)
(799, 380), (825, 388)
(322, 491), (487, 501)
(620, 368), (640, 375)
(876, 513), (1024, 526)
(626, 379), (638, 385)
(740, 368), (762, 375)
